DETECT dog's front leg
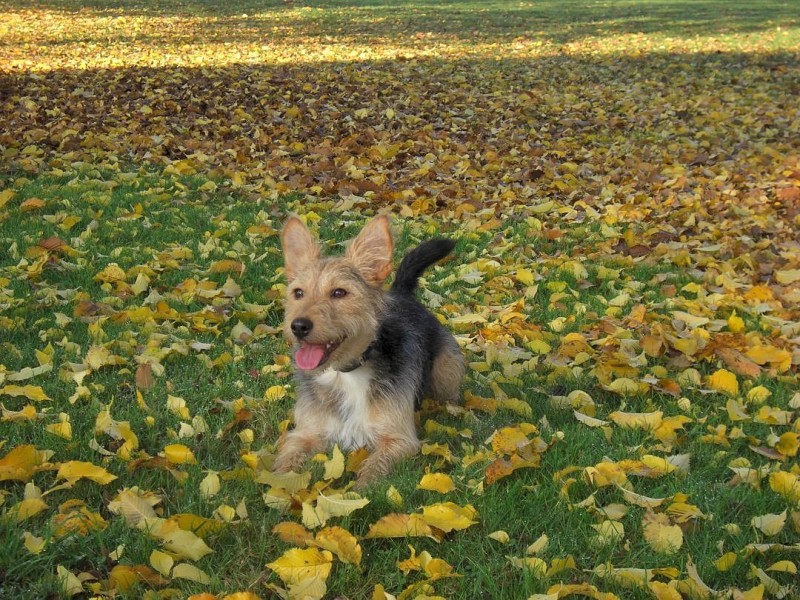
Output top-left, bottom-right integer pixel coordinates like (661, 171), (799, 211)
(355, 434), (420, 489)
(273, 429), (326, 473)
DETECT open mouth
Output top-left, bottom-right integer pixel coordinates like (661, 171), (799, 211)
(294, 339), (342, 371)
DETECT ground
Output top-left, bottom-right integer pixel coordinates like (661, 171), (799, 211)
(0, 1), (799, 599)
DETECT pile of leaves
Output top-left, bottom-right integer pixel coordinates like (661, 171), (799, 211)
(1, 0), (799, 598)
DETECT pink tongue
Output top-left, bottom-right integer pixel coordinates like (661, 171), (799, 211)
(295, 343), (327, 370)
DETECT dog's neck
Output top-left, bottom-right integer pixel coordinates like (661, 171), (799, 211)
(336, 343), (374, 373)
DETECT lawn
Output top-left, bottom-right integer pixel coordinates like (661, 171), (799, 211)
(1, 0), (799, 598)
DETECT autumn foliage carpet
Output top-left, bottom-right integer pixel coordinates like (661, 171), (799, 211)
(1, 1), (799, 598)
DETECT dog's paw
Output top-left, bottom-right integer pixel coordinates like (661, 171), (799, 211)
(272, 451), (306, 473)
(354, 458), (389, 490)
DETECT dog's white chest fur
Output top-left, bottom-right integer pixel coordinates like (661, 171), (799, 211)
(315, 367), (375, 450)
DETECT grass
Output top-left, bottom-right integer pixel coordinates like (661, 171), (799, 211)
(2, 167), (798, 598)
(1, 0), (799, 598)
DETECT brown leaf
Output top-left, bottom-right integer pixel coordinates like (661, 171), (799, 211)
(135, 363), (155, 390)
(715, 347), (762, 378)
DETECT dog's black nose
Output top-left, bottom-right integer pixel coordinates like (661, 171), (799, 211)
(291, 318), (314, 339)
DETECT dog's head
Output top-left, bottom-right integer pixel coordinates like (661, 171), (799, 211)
(280, 215), (393, 372)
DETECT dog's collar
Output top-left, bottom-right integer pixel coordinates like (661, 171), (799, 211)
(336, 344), (373, 373)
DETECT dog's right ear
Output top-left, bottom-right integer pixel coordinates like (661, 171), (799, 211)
(281, 216), (320, 280)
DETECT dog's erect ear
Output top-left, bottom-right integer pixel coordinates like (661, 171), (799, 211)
(346, 215), (394, 284)
(281, 216), (320, 280)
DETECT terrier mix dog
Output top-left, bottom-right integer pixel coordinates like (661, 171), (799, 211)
(274, 215), (464, 487)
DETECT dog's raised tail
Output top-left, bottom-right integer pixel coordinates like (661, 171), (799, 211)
(391, 239), (455, 296)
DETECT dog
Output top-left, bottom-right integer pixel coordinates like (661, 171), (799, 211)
(273, 214), (464, 487)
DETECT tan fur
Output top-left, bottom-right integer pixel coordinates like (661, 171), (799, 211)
(430, 343), (466, 404)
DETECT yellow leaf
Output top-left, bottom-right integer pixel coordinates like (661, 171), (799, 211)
(666, 501), (705, 523)
(604, 377), (646, 396)
(775, 432), (799, 457)
(421, 502), (478, 532)
(0, 188), (14, 208)
(507, 555), (547, 576)
(93, 263), (127, 283)
(288, 575), (327, 600)
(609, 410), (663, 430)
(199, 471), (220, 499)
(0, 444), (50, 482)
(171, 513), (227, 539)
(163, 444), (197, 465)
(618, 486), (667, 509)
(714, 551), (737, 571)
(515, 268), (535, 285)
(145, 517), (214, 560)
(775, 269), (800, 284)
(590, 520), (625, 547)
(707, 369), (739, 396)
(751, 510), (787, 536)
(640, 454), (679, 476)
(739, 584), (765, 600)
(85, 345), (126, 370)
(323, 445), (345, 481)
(746, 345), (792, 372)
(649, 581), (682, 600)
(273, 522), (314, 547)
(488, 530), (510, 544)
(107, 487), (160, 527)
(150, 549), (174, 577)
(422, 554), (457, 579)
(365, 513), (437, 540)
(574, 410), (609, 428)
(208, 259), (245, 275)
(255, 469), (312, 494)
(727, 311), (746, 333)
(57, 460), (117, 485)
(2, 404), (38, 422)
(13, 497), (49, 522)
(57, 565), (83, 597)
(547, 556), (577, 577)
(23, 531), (46, 554)
(417, 472), (455, 494)
(768, 471), (800, 504)
(46, 417), (72, 440)
(108, 565), (143, 593)
(316, 492), (369, 519)
(491, 426), (532, 454)
(386, 485), (404, 508)
(766, 560), (797, 574)
(172, 563), (211, 584)
(526, 534), (549, 555)
(643, 512), (683, 555)
(0, 384), (50, 402)
(51, 501), (107, 538)
(754, 405), (793, 425)
(747, 385), (772, 404)
(266, 547), (333, 585)
(166, 395), (191, 420)
(314, 526), (362, 565)
(671, 310), (710, 328)
(264, 385), (287, 402)
(593, 564), (651, 588)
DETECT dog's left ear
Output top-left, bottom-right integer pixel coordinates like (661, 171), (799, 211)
(346, 215), (394, 284)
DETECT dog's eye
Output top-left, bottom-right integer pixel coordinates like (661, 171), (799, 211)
(292, 288), (304, 300)
(331, 288), (348, 299)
